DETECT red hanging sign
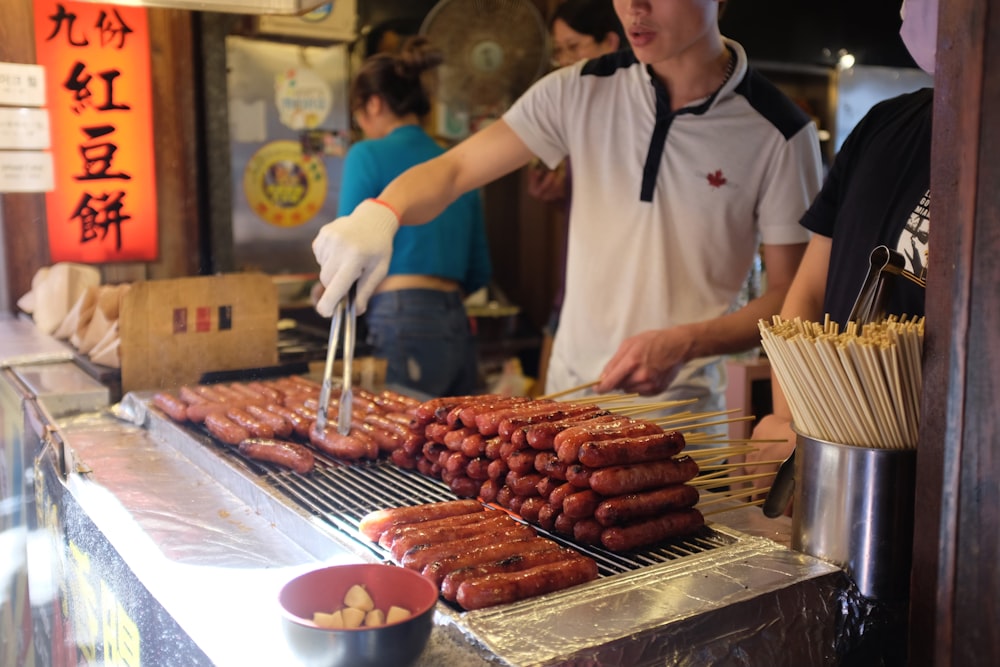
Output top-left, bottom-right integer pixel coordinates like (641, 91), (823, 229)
(33, 0), (158, 263)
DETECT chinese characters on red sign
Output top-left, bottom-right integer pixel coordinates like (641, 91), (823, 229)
(34, 1), (158, 262)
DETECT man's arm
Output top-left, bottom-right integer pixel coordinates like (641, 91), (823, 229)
(313, 120), (535, 315)
(380, 120), (535, 226)
(597, 241), (808, 394)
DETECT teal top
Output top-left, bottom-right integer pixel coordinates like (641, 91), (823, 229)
(337, 125), (491, 294)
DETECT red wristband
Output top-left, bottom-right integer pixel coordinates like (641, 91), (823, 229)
(368, 198), (400, 222)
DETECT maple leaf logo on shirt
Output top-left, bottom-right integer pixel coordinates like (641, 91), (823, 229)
(707, 170), (727, 188)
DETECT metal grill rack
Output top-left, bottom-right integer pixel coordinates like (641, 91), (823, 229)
(218, 445), (736, 578)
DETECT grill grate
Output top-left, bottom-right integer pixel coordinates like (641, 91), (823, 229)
(221, 446), (735, 576)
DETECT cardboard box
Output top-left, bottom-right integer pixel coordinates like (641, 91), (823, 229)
(119, 274), (278, 392)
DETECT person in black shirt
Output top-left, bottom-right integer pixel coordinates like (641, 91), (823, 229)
(741, 0), (935, 503)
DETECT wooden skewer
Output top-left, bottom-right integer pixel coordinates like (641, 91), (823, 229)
(689, 472), (775, 487)
(697, 459), (785, 471)
(653, 407), (742, 426)
(616, 398), (699, 416)
(575, 392), (641, 405)
(701, 498), (765, 517)
(697, 486), (770, 509)
(538, 381), (598, 401)
(692, 468), (731, 483)
(674, 415), (757, 432)
(685, 438), (789, 446)
(684, 445), (758, 459)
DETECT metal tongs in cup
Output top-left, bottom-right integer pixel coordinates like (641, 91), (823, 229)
(315, 284), (357, 435)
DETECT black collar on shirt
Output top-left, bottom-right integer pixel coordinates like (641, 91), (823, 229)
(640, 46), (736, 202)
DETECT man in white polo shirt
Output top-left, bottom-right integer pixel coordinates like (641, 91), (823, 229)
(313, 0), (822, 416)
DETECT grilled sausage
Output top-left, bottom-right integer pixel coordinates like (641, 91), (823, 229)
(184, 400), (228, 423)
(573, 518), (604, 545)
(237, 438), (315, 474)
(400, 522), (536, 570)
(461, 433), (487, 457)
(358, 499), (485, 541)
(578, 431), (686, 468)
(594, 484), (700, 526)
(459, 396), (534, 431)
(455, 556), (598, 610)
(471, 399), (557, 436)
(389, 448), (419, 470)
(517, 496), (546, 523)
(479, 478), (502, 504)
(600, 508), (705, 551)
(264, 404), (312, 439)
(506, 450), (537, 475)
(225, 407), (275, 439)
(412, 395), (483, 427)
(424, 536), (557, 589)
(534, 451), (568, 480)
(152, 391), (188, 422)
(505, 471), (544, 497)
(309, 424), (378, 461)
(203, 412), (250, 445)
(447, 474), (481, 499)
(524, 412), (617, 450)
(562, 489), (603, 519)
(554, 418), (664, 464)
(378, 510), (493, 549)
(495, 403), (598, 440)
(588, 456), (700, 495)
(439, 544), (573, 600)
(389, 512), (514, 561)
(245, 404), (293, 439)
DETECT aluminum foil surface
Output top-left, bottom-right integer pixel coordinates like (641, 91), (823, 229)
(54, 393), (885, 667)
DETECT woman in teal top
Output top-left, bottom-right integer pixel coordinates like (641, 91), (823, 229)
(339, 37), (491, 396)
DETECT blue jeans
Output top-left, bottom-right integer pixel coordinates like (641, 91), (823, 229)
(364, 289), (478, 396)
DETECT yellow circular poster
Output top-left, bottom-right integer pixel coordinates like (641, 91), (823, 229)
(243, 140), (328, 227)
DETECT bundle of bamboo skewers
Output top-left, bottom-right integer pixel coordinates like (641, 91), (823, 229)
(758, 314), (924, 449)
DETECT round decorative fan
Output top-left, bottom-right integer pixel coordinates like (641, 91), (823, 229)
(420, 0), (550, 128)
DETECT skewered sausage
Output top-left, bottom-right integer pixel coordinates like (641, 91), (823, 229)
(600, 508), (705, 551)
(496, 403), (600, 440)
(562, 489), (603, 519)
(577, 431), (686, 468)
(524, 413), (617, 450)
(555, 418), (664, 464)
(594, 484), (700, 526)
(588, 456), (700, 495)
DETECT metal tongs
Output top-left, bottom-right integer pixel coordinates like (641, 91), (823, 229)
(315, 284), (357, 435)
(762, 245), (911, 518)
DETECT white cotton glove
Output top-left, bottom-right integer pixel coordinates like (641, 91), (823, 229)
(312, 199), (399, 316)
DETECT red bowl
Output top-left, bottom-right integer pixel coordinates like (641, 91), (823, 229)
(278, 563), (438, 667)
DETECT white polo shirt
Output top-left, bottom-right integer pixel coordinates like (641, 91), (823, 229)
(504, 39), (822, 402)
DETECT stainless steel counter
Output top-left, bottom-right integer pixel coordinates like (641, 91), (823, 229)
(1, 317), (872, 667)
